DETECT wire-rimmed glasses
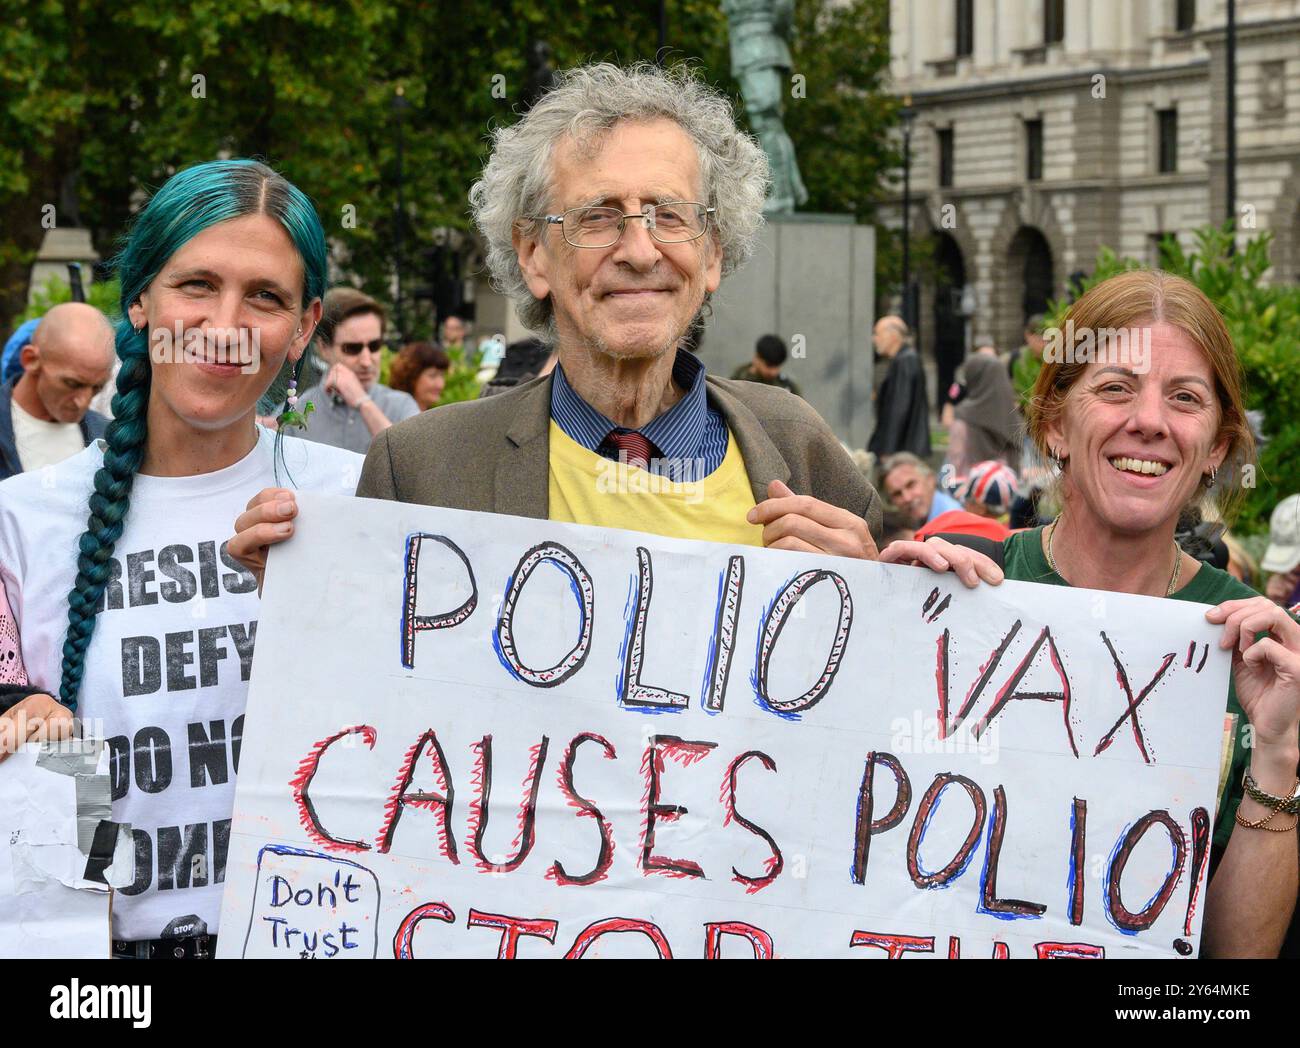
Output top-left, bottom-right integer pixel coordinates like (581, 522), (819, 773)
(528, 202), (715, 248)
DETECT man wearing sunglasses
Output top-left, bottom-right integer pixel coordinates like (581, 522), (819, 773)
(286, 287), (419, 454)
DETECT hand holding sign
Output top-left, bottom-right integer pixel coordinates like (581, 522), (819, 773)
(746, 479), (880, 559)
(879, 536), (1005, 589)
(0, 695), (74, 763)
(1206, 597), (1300, 760)
(227, 488), (299, 592)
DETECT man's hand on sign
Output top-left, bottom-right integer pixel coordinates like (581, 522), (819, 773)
(0, 694), (74, 763)
(747, 480), (880, 560)
(227, 487), (299, 593)
(878, 536), (1005, 589)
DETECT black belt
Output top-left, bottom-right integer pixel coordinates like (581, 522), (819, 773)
(112, 934), (217, 959)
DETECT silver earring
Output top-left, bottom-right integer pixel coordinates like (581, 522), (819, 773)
(1050, 448), (1063, 471)
(1207, 465), (1219, 486)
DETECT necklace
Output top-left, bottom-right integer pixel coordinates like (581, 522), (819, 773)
(1045, 516), (1183, 597)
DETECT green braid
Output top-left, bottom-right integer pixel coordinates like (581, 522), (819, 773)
(58, 332), (151, 710)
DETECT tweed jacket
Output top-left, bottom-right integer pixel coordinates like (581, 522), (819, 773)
(356, 372), (883, 541)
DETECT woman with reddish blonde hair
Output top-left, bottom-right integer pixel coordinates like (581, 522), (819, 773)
(389, 341), (451, 411)
(884, 268), (1298, 955)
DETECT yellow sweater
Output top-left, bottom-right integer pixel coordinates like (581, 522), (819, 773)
(547, 421), (764, 546)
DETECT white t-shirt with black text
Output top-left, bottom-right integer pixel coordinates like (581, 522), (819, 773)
(0, 427), (361, 941)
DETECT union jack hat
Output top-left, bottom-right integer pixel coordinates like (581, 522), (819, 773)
(956, 460), (1020, 513)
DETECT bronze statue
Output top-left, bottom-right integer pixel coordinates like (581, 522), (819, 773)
(724, 0), (808, 213)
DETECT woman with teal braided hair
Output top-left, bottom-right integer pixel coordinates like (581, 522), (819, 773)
(0, 159), (361, 957)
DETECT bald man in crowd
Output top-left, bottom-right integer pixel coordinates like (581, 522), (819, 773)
(868, 315), (931, 459)
(0, 303), (115, 480)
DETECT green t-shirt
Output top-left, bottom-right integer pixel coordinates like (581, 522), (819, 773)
(1002, 527), (1258, 850)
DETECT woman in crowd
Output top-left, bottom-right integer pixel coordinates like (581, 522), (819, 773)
(944, 350), (1021, 477)
(388, 340), (450, 410)
(886, 269), (1300, 957)
(0, 159), (361, 957)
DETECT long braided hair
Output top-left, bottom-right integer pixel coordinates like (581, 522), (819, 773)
(58, 159), (328, 711)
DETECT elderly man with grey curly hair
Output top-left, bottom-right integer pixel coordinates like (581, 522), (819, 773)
(345, 63), (888, 559)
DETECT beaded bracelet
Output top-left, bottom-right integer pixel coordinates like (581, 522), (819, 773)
(1242, 770), (1300, 815)
(1235, 807), (1298, 832)
(1235, 776), (1300, 832)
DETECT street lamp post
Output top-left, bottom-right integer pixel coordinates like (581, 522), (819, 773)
(392, 85), (411, 340)
(900, 97), (917, 333)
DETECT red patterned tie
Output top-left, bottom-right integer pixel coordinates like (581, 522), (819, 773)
(603, 430), (657, 471)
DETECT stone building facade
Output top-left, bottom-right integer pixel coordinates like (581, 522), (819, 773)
(885, 0), (1300, 403)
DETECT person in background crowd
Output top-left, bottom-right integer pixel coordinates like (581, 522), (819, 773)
(880, 451), (960, 528)
(4, 312), (120, 421)
(0, 302), (114, 480)
(868, 315), (930, 459)
(441, 313), (476, 357)
(899, 269), (1300, 957)
(944, 352), (1021, 478)
(954, 459), (1018, 521)
(731, 333), (801, 396)
(1, 317), (41, 384)
(940, 343), (997, 426)
(0, 159), (361, 958)
(388, 341), (451, 410)
(914, 506), (1010, 544)
(919, 459), (1014, 551)
(1009, 312), (1047, 401)
(1261, 494), (1300, 611)
(285, 288), (418, 454)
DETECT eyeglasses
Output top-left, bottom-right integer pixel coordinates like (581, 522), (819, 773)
(338, 339), (384, 356)
(528, 202), (715, 249)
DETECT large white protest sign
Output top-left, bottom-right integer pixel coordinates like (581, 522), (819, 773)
(218, 493), (1229, 958)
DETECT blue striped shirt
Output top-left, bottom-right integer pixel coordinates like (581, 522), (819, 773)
(549, 350), (729, 480)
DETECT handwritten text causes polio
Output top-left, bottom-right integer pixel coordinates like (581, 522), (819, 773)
(219, 496), (1228, 959)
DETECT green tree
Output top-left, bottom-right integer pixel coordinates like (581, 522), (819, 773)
(3, 0), (902, 348)
(1, 0), (397, 337)
(0, 0), (736, 343)
(784, 0), (905, 301)
(20, 275), (122, 324)
(786, 0), (899, 222)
